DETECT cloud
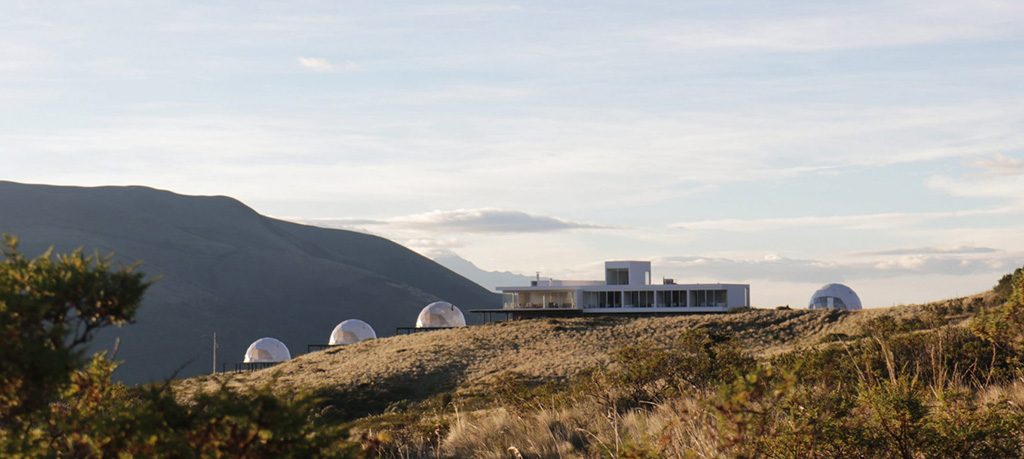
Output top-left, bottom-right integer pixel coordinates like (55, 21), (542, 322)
(928, 173), (1024, 204)
(6, 92), (1024, 215)
(402, 237), (466, 258)
(972, 154), (1024, 176)
(671, 209), (1008, 232)
(851, 246), (1000, 256)
(159, 15), (346, 33)
(653, 249), (1019, 284)
(288, 217), (382, 229)
(288, 209), (617, 234)
(655, 254), (843, 284)
(404, 237), (464, 249)
(87, 57), (148, 79)
(634, 3), (1024, 53)
(0, 40), (54, 73)
(297, 57), (349, 73)
(391, 208), (618, 234)
(377, 86), (532, 104)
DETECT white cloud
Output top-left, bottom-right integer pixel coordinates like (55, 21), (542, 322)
(394, 209), (621, 233)
(652, 249), (1020, 284)
(296, 57), (335, 72)
(87, 57), (148, 79)
(402, 237), (466, 258)
(376, 86), (531, 104)
(928, 174), (1024, 204)
(0, 40), (53, 72)
(971, 154), (1024, 176)
(300, 208), (620, 234)
(671, 208), (1009, 232)
(851, 246), (1000, 256)
(159, 15), (346, 33)
(5, 93), (1024, 215)
(634, 2), (1024, 53)
(287, 217), (382, 230)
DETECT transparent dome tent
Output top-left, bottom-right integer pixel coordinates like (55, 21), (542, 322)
(329, 319), (377, 345)
(808, 283), (862, 310)
(415, 301), (466, 328)
(243, 337), (292, 363)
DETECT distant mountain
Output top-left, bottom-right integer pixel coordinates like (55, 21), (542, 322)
(432, 253), (533, 292)
(0, 181), (499, 383)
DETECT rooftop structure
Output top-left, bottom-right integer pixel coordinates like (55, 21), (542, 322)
(808, 283), (862, 310)
(477, 261), (750, 319)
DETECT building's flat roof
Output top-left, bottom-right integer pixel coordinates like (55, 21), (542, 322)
(498, 283), (749, 292)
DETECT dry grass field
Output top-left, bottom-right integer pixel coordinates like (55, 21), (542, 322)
(162, 287), (1024, 458)
(176, 293), (992, 407)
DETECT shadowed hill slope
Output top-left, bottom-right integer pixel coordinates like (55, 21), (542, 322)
(0, 181), (499, 384)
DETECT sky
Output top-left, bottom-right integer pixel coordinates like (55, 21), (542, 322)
(3, 0), (1024, 308)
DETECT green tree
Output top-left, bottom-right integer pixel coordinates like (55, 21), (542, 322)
(0, 234), (147, 453)
(0, 236), (346, 457)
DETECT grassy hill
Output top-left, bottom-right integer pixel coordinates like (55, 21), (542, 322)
(172, 288), (1021, 458)
(180, 304), (896, 399)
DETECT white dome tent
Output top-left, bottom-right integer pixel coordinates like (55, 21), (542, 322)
(243, 337), (292, 363)
(808, 283), (862, 310)
(415, 301), (466, 328)
(329, 319), (377, 345)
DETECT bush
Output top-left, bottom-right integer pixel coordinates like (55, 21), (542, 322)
(994, 267), (1023, 304)
(0, 235), (147, 454)
(0, 236), (345, 457)
(578, 330), (755, 410)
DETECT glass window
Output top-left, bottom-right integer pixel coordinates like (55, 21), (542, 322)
(607, 268), (629, 285)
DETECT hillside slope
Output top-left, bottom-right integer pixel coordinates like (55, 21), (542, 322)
(179, 296), (993, 419)
(0, 181), (499, 383)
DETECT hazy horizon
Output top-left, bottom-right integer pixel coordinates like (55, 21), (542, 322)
(3, 1), (1023, 307)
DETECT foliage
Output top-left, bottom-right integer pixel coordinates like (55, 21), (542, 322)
(0, 236), (346, 457)
(60, 371), (334, 457)
(583, 330), (756, 409)
(994, 266), (1024, 304)
(973, 267), (1024, 355)
(0, 235), (147, 453)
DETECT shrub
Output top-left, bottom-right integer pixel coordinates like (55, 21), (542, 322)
(970, 265), (1024, 379)
(0, 235), (147, 454)
(588, 330), (755, 409)
(993, 267), (1023, 304)
(0, 236), (345, 457)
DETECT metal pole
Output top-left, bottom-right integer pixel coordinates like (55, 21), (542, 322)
(212, 332), (218, 374)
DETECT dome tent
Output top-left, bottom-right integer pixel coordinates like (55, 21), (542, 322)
(329, 319), (377, 345)
(243, 337), (292, 363)
(415, 301), (466, 328)
(808, 283), (862, 310)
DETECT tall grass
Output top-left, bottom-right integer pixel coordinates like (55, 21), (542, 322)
(353, 276), (1024, 458)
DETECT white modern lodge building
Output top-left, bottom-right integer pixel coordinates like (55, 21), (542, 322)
(494, 261), (750, 316)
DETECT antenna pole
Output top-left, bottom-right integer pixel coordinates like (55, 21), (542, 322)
(212, 332), (218, 374)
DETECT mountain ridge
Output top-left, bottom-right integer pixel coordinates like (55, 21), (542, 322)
(432, 253), (533, 292)
(0, 181), (499, 383)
